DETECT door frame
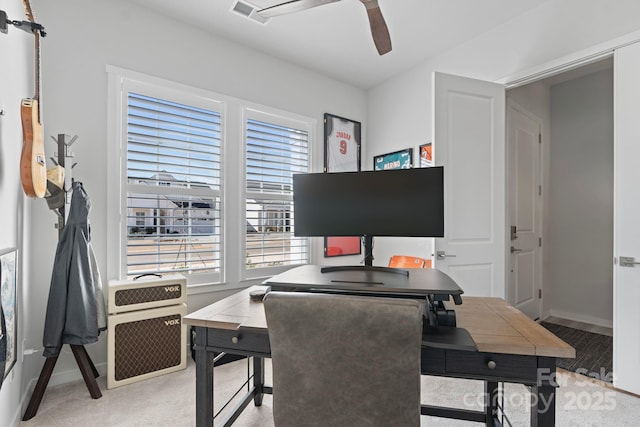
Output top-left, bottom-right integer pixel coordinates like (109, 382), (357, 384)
(499, 38), (624, 311)
(505, 99), (543, 319)
(498, 30), (640, 395)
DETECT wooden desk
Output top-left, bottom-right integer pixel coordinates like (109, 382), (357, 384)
(185, 286), (574, 427)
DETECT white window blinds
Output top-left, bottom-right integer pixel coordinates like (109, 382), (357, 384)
(126, 92), (222, 278)
(245, 118), (309, 270)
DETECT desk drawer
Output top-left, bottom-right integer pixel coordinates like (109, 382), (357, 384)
(445, 351), (537, 381)
(206, 329), (271, 355)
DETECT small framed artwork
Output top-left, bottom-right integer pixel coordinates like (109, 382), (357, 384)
(324, 236), (362, 258)
(1, 248), (17, 381)
(373, 148), (413, 170)
(323, 113), (361, 257)
(419, 143), (433, 167)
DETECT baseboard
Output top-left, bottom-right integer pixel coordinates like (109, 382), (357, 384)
(546, 309), (613, 329)
(539, 310), (551, 322)
(50, 361), (108, 388)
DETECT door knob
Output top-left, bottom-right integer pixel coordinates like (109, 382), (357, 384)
(436, 251), (456, 260)
(511, 246), (523, 254)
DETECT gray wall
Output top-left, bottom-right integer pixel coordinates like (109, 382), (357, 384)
(548, 68), (614, 325)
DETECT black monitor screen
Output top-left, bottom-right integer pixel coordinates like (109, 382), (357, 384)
(293, 167), (444, 237)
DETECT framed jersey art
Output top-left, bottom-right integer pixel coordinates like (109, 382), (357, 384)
(323, 113), (362, 257)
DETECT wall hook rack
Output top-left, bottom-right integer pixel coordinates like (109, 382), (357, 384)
(0, 10), (46, 37)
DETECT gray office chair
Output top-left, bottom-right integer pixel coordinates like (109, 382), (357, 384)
(263, 291), (423, 427)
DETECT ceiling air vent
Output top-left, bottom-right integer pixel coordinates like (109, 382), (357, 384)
(231, 1), (269, 24)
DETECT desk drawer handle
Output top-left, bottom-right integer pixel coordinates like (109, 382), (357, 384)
(231, 336), (240, 344)
(487, 360), (497, 370)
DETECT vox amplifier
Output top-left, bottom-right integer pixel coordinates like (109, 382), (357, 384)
(107, 274), (188, 389)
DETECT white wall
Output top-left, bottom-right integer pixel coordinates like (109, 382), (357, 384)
(547, 68), (614, 326)
(10, 0), (367, 415)
(0, 1), (32, 425)
(367, 0), (640, 272)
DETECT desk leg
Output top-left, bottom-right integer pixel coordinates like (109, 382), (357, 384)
(531, 357), (556, 427)
(253, 357), (265, 406)
(195, 327), (215, 427)
(484, 381), (499, 426)
(530, 384), (555, 427)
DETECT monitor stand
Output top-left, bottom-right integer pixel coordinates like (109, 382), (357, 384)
(363, 234), (374, 266)
(321, 235), (410, 277)
(323, 235), (409, 273)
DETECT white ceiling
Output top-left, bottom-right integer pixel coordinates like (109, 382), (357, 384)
(125, 0), (550, 89)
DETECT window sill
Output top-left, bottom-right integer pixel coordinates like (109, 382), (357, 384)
(186, 278), (267, 296)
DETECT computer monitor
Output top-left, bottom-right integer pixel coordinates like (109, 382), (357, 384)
(293, 167), (444, 266)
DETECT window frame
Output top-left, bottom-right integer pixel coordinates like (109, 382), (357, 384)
(241, 107), (314, 280)
(107, 66), (315, 289)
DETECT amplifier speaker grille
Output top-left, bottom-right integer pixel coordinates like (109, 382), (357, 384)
(114, 314), (182, 381)
(108, 275), (186, 314)
(114, 285), (182, 307)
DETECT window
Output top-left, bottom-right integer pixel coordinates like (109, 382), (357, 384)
(126, 92), (222, 281)
(109, 68), (314, 287)
(135, 211), (145, 226)
(245, 116), (310, 275)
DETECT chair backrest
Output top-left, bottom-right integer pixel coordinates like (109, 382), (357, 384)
(388, 255), (432, 269)
(264, 291), (422, 427)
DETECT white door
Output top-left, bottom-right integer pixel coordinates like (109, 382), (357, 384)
(613, 42), (640, 395)
(507, 101), (542, 319)
(432, 72), (506, 298)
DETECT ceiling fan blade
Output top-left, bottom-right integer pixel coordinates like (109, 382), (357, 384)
(258, 0), (340, 18)
(359, 0), (392, 55)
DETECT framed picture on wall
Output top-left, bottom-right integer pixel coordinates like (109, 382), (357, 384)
(373, 148), (413, 170)
(0, 248), (17, 381)
(419, 143), (433, 167)
(324, 113), (361, 173)
(323, 113), (362, 257)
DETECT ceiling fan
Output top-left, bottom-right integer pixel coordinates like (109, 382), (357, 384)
(257, 0), (392, 55)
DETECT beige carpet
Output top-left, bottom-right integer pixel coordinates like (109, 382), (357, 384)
(19, 358), (640, 426)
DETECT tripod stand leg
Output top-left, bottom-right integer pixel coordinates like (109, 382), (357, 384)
(22, 356), (59, 421)
(75, 344), (99, 378)
(71, 345), (102, 399)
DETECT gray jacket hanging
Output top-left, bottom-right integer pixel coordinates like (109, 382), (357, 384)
(42, 181), (106, 358)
